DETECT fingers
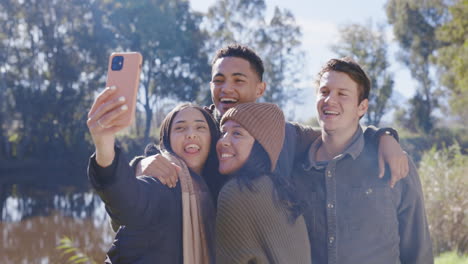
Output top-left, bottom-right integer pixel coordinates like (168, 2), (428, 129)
(142, 155), (180, 188)
(88, 86), (117, 118)
(378, 150), (385, 179)
(389, 168), (398, 188)
(388, 154), (409, 188)
(166, 163), (182, 187)
(87, 96), (127, 131)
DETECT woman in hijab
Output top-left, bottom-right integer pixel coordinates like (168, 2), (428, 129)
(86, 86), (221, 264)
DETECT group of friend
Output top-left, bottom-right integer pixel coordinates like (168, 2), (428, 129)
(86, 44), (433, 264)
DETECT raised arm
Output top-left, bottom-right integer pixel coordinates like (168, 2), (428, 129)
(87, 85), (128, 167)
(86, 86), (175, 227)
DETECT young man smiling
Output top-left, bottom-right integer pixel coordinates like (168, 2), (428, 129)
(293, 58), (433, 264)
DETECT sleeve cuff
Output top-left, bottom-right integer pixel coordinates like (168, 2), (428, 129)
(375, 127), (399, 142)
(88, 146), (120, 188)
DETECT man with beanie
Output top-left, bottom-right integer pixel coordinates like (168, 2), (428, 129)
(215, 102), (311, 264)
(293, 58), (433, 264)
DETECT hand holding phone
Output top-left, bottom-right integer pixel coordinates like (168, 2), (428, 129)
(105, 52), (142, 127)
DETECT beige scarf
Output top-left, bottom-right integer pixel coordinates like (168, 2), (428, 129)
(162, 152), (213, 264)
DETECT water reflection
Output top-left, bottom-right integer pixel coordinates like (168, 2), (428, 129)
(1, 185), (113, 264)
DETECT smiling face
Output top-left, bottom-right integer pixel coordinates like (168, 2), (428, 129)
(216, 120), (255, 175)
(316, 71), (368, 135)
(169, 107), (211, 175)
(210, 57), (266, 116)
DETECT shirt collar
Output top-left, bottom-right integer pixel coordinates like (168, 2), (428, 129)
(303, 126), (365, 170)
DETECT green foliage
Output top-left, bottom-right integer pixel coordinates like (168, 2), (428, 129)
(419, 144), (468, 254)
(0, 0), (109, 160)
(0, 0), (211, 163)
(386, 0), (449, 132)
(203, 0), (306, 113)
(435, 251), (468, 264)
(331, 21), (394, 126)
(433, 0), (468, 125)
(56, 236), (96, 264)
(100, 0), (211, 140)
(398, 126), (468, 163)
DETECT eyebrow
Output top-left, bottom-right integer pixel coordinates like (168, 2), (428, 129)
(221, 124), (243, 130)
(232, 72), (247, 78)
(212, 72), (247, 78)
(174, 119), (206, 124)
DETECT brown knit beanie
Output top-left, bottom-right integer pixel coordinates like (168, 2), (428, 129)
(220, 103), (285, 172)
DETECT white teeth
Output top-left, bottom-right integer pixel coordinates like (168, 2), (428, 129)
(220, 98), (238, 103)
(221, 153), (233, 158)
(324, 110), (339, 115)
(185, 144), (200, 151)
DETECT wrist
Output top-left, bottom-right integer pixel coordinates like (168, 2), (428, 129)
(377, 128), (399, 142)
(95, 138), (116, 167)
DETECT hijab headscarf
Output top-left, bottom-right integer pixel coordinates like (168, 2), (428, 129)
(159, 103), (220, 264)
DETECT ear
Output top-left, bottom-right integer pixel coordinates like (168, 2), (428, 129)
(255, 82), (266, 99)
(358, 99), (368, 117)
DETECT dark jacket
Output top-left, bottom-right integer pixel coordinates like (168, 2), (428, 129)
(88, 147), (183, 264)
(293, 128), (433, 264)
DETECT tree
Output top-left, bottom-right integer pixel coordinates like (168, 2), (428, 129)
(102, 0), (211, 141)
(0, 0), (110, 161)
(259, 7), (305, 109)
(386, 0), (449, 132)
(331, 22), (394, 126)
(203, 0), (306, 112)
(433, 0), (468, 126)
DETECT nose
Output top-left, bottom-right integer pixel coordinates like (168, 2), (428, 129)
(218, 134), (231, 146)
(324, 92), (337, 104)
(220, 81), (234, 94)
(186, 128), (198, 139)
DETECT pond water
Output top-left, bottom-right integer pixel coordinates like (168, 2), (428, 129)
(1, 184), (114, 263)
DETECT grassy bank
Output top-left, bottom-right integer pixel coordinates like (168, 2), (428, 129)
(436, 251), (468, 264)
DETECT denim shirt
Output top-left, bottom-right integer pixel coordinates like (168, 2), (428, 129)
(293, 127), (433, 264)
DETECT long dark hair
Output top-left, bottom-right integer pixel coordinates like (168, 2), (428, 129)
(230, 141), (304, 222)
(159, 103), (225, 201)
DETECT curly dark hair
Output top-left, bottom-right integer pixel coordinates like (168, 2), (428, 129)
(211, 44), (264, 81)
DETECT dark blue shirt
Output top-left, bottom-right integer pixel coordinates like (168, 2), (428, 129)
(293, 128), (433, 264)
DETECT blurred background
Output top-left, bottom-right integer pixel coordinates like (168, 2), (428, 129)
(0, 0), (466, 263)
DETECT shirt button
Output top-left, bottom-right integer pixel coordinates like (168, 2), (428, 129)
(327, 203), (334, 209)
(329, 236), (335, 244)
(365, 188), (373, 195)
(326, 171), (332, 177)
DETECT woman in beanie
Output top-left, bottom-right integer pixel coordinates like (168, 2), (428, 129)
(87, 94), (223, 263)
(215, 102), (311, 264)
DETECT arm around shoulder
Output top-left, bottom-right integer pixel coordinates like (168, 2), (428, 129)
(291, 122), (321, 157)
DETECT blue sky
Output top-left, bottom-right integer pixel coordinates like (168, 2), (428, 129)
(190, 0), (417, 122)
